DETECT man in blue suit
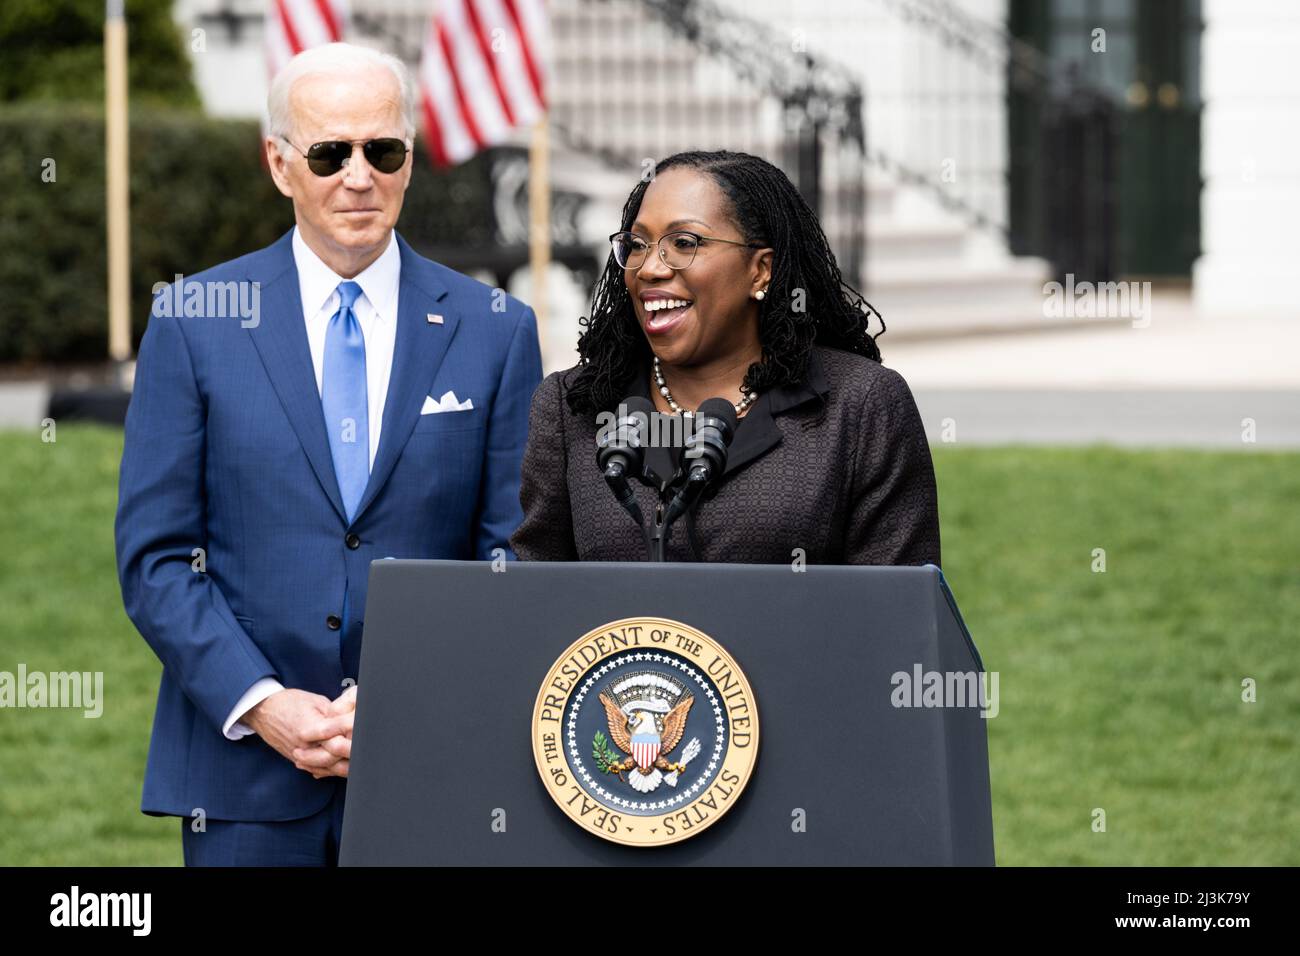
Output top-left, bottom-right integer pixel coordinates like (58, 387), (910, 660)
(114, 42), (542, 865)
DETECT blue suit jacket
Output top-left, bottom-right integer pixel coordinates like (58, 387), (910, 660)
(115, 229), (542, 821)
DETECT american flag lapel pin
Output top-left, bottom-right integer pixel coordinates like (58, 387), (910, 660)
(427, 313), (444, 325)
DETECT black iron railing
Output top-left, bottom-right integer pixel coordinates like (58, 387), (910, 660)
(878, 0), (1121, 281)
(549, 0), (869, 288)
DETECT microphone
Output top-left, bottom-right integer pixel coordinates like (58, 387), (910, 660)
(663, 398), (737, 528)
(596, 396), (655, 528)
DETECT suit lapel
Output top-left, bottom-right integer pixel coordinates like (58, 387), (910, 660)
(246, 233), (348, 523)
(720, 392), (782, 477)
(722, 349), (828, 476)
(351, 235), (457, 523)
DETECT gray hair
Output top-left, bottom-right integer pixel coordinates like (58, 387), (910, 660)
(267, 42), (417, 158)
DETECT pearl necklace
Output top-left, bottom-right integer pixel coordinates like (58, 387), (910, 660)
(653, 356), (758, 417)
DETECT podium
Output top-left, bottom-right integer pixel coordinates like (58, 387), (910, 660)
(339, 560), (994, 865)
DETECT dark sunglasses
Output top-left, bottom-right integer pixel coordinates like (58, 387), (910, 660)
(281, 137), (409, 176)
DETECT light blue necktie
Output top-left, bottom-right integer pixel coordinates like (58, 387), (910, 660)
(321, 280), (369, 522)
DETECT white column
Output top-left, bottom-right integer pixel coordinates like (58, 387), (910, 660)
(1193, 0), (1300, 314)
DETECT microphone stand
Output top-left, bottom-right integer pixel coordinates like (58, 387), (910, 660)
(646, 494), (677, 563)
(599, 397), (734, 562)
(604, 472), (679, 563)
(648, 398), (735, 560)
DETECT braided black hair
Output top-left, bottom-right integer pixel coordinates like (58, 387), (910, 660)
(563, 149), (884, 417)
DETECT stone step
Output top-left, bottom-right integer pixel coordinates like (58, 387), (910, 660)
(864, 257), (1054, 338)
(865, 221), (969, 263)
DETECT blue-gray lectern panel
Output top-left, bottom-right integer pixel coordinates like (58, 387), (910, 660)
(339, 561), (994, 866)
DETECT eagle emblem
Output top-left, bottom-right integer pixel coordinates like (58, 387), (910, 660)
(594, 670), (701, 793)
(533, 618), (760, 846)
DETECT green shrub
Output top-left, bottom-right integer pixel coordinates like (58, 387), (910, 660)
(0, 0), (200, 108)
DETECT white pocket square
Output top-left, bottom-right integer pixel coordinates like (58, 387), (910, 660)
(420, 390), (474, 414)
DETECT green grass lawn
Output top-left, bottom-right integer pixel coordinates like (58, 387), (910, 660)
(0, 425), (1297, 865)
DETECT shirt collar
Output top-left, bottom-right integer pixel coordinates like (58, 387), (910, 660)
(627, 348), (829, 480)
(291, 225), (401, 322)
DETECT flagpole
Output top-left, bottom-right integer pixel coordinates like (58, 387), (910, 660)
(105, 0), (132, 373)
(528, 115), (550, 336)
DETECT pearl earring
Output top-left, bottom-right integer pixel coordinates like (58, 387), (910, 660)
(755, 289), (766, 301)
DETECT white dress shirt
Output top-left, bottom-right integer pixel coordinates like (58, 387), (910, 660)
(221, 226), (401, 740)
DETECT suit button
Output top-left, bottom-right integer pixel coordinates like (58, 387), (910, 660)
(345, 533), (360, 550)
(326, 614), (342, 631)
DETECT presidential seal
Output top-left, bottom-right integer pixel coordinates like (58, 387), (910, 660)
(531, 617), (759, 847)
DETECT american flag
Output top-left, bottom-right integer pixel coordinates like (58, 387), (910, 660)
(265, 0), (351, 75)
(418, 0), (549, 167)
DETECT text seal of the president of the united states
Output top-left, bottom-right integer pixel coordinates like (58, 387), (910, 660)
(531, 617), (759, 847)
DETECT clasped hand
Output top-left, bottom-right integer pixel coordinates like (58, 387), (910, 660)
(244, 685), (357, 779)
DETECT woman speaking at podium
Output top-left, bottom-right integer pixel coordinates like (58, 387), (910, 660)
(510, 150), (940, 567)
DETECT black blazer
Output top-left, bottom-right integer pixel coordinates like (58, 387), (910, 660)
(510, 345), (941, 566)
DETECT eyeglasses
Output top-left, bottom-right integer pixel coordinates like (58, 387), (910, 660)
(609, 230), (762, 270)
(281, 137), (410, 177)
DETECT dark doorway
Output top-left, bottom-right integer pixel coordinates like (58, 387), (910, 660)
(1009, 0), (1203, 277)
